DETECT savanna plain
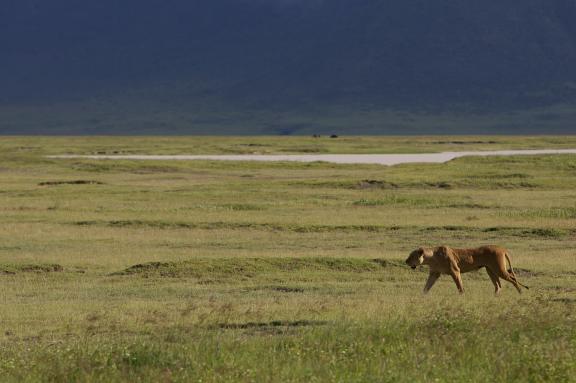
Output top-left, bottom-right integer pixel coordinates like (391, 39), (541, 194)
(1, 136), (575, 382)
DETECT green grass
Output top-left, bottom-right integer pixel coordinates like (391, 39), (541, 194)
(0, 136), (575, 382)
(3, 135), (576, 156)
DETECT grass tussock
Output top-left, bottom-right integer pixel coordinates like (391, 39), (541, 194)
(357, 179), (399, 189)
(0, 263), (63, 274)
(499, 207), (576, 219)
(219, 204), (265, 211)
(38, 180), (104, 186)
(482, 227), (570, 239)
(294, 178), (545, 191)
(70, 161), (182, 174)
(352, 195), (491, 209)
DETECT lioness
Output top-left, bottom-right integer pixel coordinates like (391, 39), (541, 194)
(405, 245), (529, 294)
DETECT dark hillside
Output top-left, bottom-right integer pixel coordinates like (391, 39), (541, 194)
(1, 0), (576, 134)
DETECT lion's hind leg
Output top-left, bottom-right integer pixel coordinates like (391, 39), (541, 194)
(486, 268), (502, 295)
(501, 253), (529, 292)
(506, 271), (529, 288)
(499, 271), (523, 293)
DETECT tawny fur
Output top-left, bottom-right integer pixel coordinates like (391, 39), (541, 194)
(405, 245), (529, 294)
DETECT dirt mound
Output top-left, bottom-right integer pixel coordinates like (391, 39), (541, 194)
(112, 257), (401, 279)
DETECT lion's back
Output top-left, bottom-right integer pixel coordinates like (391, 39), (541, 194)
(452, 245), (507, 268)
(477, 245), (508, 256)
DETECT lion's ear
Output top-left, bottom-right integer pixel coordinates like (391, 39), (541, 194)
(419, 247), (432, 257)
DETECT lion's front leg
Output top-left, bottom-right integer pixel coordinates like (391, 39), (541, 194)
(423, 271), (441, 294)
(449, 267), (464, 294)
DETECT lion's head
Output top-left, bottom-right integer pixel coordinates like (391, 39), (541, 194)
(405, 247), (430, 269)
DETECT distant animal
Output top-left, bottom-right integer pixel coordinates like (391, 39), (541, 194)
(405, 245), (529, 294)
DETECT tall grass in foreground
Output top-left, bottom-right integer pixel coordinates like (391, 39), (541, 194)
(1, 312), (574, 382)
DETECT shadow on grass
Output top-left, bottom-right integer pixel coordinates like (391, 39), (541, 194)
(213, 320), (329, 330)
(72, 220), (574, 239)
(38, 180), (104, 186)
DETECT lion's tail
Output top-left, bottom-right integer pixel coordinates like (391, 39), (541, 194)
(505, 252), (529, 290)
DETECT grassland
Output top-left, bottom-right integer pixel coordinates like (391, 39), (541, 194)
(0, 136), (575, 382)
